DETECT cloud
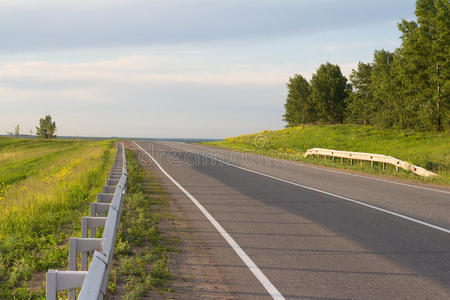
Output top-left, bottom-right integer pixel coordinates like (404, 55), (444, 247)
(0, 55), (291, 87)
(0, 53), (288, 137)
(0, 0), (415, 52)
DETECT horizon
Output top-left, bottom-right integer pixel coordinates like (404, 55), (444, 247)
(0, 133), (222, 141)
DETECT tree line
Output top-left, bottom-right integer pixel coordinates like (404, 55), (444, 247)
(283, 0), (449, 131)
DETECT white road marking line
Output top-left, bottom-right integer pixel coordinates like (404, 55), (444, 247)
(185, 142), (450, 195)
(133, 141), (286, 300)
(162, 142), (450, 234)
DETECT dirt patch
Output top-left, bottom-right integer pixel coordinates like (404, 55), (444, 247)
(163, 196), (234, 299)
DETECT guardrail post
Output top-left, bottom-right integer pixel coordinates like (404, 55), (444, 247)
(91, 202), (111, 217)
(46, 270), (88, 300)
(91, 203), (97, 218)
(103, 185), (116, 193)
(81, 217), (87, 238)
(81, 217), (106, 270)
(90, 207), (96, 238)
(46, 270), (57, 300)
(69, 237), (77, 299)
(106, 179), (119, 186)
(81, 218), (88, 270)
(97, 193), (113, 203)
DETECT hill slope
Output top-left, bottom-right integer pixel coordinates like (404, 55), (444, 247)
(204, 125), (450, 184)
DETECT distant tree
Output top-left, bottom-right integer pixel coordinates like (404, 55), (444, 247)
(14, 124), (20, 137)
(347, 62), (375, 125)
(283, 74), (314, 126)
(310, 63), (349, 124)
(36, 115), (57, 139)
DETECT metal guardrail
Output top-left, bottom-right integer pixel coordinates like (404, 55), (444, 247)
(46, 143), (127, 299)
(304, 148), (436, 177)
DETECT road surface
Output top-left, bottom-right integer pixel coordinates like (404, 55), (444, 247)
(132, 140), (450, 299)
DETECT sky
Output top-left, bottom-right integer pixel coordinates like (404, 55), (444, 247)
(0, 0), (416, 139)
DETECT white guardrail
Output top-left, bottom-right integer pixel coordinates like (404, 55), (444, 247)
(304, 148), (436, 177)
(46, 143), (127, 299)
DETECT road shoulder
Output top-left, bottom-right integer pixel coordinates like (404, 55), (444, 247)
(126, 142), (234, 299)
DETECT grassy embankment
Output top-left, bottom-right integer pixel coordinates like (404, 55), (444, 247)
(0, 137), (115, 298)
(107, 149), (177, 299)
(204, 125), (450, 184)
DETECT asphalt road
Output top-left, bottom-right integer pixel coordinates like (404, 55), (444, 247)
(132, 140), (450, 299)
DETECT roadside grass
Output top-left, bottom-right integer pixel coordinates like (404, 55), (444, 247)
(204, 124), (450, 184)
(0, 137), (90, 201)
(108, 149), (178, 299)
(0, 137), (115, 299)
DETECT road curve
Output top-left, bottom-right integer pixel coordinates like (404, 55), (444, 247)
(132, 140), (450, 299)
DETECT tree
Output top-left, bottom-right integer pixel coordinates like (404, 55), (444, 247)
(281, 0), (449, 131)
(310, 63), (349, 124)
(347, 62), (375, 125)
(14, 124), (20, 137)
(36, 115), (57, 139)
(370, 50), (401, 128)
(283, 74), (314, 126)
(395, 0), (450, 130)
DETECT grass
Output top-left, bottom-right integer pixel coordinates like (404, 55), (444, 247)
(108, 149), (177, 299)
(204, 124), (450, 184)
(0, 137), (115, 299)
(0, 138), (83, 202)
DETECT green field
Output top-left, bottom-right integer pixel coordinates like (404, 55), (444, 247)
(204, 125), (450, 184)
(0, 137), (115, 298)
